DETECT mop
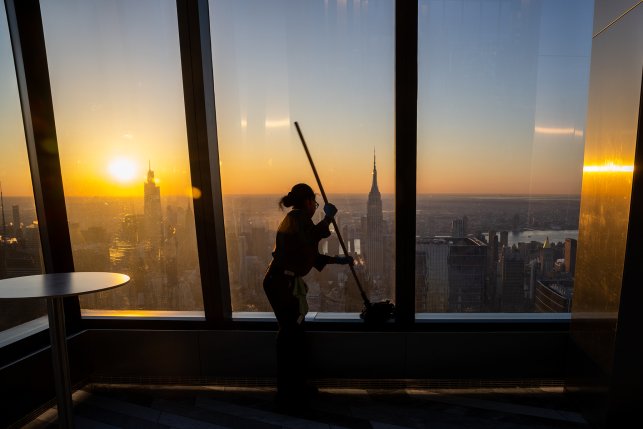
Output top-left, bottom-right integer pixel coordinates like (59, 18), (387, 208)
(294, 122), (395, 323)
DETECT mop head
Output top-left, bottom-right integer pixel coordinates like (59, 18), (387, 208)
(360, 300), (395, 323)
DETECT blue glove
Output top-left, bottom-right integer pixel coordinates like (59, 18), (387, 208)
(323, 203), (338, 218)
(336, 256), (354, 266)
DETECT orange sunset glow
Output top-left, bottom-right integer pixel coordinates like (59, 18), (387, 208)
(1, 0), (589, 199)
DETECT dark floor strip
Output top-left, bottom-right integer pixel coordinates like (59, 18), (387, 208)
(151, 397), (281, 429)
(66, 384), (590, 429)
(71, 401), (170, 429)
(424, 389), (575, 412)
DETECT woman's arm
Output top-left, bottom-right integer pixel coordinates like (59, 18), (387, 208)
(296, 212), (331, 243)
(321, 216), (334, 226)
(328, 256), (354, 265)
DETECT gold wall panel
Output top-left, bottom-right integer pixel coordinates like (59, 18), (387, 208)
(571, 5), (643, 376)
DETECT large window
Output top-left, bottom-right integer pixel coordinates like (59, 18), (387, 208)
(40, 0), (203, 314)
(0, 1), (47, 332)
(210, 0), (395, 312)
(416, 0), (593, 313)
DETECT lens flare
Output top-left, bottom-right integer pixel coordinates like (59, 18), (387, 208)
(109, 160), (136, 180)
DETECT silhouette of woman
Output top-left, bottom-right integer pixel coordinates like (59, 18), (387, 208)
(264, 183), (353, 407)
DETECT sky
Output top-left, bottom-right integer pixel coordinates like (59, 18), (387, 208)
(417, 0), (594, 194)
(210, 0), (395, 195)
(0, 0), (594, 197)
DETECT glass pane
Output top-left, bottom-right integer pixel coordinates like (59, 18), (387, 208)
(416, 0), (594, 313)
(40, 0), (203, 314)
(0, 1), (47, 333)
(210, 0), (395, 312)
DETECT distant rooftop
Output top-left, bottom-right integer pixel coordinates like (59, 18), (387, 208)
(538, 279), (574, 299)
(417, 237), (486, 247)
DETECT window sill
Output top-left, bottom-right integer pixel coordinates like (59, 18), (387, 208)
(0, 316), (49, 349)
(81, 311), (375, 323)
(415, 313), (571, 323)
(231, 312), (395, 323)
(81, 310), (206, 321)
(79, 310), (571, 325)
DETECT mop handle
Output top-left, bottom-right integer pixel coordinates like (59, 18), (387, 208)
(294, 122), (367, 300)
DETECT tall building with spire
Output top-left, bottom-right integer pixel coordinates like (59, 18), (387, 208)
(144, 161), (163, 248)
(540, 235), (554, 274)
(366, 151), (383, 276)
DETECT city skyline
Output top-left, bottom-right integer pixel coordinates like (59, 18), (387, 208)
(0, 146), (581, 315)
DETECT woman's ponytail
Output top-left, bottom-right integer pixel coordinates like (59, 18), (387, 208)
(278, 184), (315, 210)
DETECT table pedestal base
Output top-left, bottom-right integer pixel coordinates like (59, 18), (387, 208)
(47, 297), (75, 429)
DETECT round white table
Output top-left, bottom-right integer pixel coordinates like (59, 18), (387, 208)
(0, 272), (130, 429)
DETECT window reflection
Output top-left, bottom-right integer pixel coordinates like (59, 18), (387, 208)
(40, 0), (203, 313)
(210, 0), (395, 312)
(0, 1), (47, 332)
(416, 0), (594, 314)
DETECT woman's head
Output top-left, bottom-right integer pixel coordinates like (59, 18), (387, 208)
(279, 183), (316, 212)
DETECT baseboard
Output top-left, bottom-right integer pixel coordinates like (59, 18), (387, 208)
(87, 375), (564, 389)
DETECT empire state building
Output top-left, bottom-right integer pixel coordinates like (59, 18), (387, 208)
(366, 151), (383, 276)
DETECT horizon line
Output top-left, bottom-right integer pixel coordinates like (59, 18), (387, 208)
(1, 192), (583, 198)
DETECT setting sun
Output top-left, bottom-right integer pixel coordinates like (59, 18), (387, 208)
(109, 160), (136, 181)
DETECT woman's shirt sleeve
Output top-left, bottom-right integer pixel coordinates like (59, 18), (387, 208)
(313, 254), (331, 272)
(296, 212), (331, 244)
(296, 212), (332, 271)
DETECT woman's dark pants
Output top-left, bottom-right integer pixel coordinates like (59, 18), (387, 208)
(263, 269), (307, 397)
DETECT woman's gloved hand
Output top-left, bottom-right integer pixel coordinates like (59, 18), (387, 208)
(336, 256), (354, 266)
(323, 203), (338, 218)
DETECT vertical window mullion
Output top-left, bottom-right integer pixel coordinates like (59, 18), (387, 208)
(176, 0), (232, 321)
(5, 0), (79, 321)
(395, 0), (418, 324)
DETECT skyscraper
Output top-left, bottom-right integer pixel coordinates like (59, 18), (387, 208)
(534, 280), (573, 313)
(486, 230), (497, 299)
(420, 240), (449, 312)
(501, 252), (525, 312)
(500, 231), (509, 249)
(488, 230), (497, 259)
(448, 238), (487, 312)
(25, 224), (41, 249)
(417, 237), (487, 313)
(360, 216), (367, 253)
(540, 236), (554, 274)
(327, 234), (340, 256)
(565, 238), (577, 276)
(451, 219), (464, 237)
(366, 151), (383, 276)
(144, 161), (163, 247)
(12, 205), (21, 238)
(462, 215), (468, 236)
(529, 259), (540, 302)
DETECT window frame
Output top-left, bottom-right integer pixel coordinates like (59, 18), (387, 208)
(3, 0), (571, 335)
